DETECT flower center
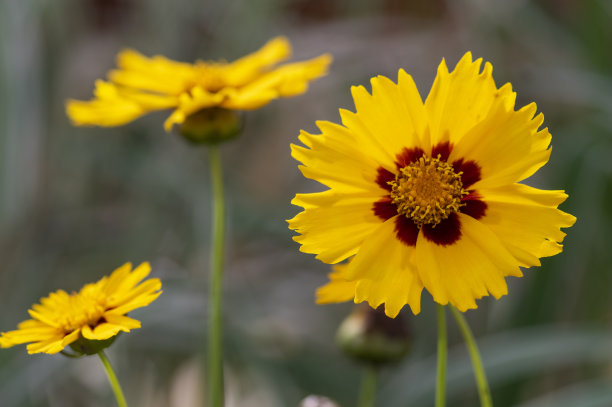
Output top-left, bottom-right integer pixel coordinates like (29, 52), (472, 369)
(389, 154), (466, 227)
(196, 63), (226, 93)
(55, 287), (107, 333)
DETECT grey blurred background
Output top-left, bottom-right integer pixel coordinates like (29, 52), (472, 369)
(0, 0), (611, 406)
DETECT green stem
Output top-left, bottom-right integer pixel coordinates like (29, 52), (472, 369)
(357, 366), (378, 407)
(97, 351), (128, 407)
(435, 303), (447, 407)
(450, 306), (493, 407)
(208, 145), (225, 407)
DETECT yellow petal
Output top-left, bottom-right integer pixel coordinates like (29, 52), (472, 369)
(292, 123), (381, 193)
(66, 98), (146, 127)
(354, 272), (423, 318)
(289, 193), (383, 264)
(109, 286), (162, 315)
(221, 54), (331, 110)
(27, 309), (61, 328)
(67, 80), (177, 128)
(82, 323), (126, 341)
(0, 325), (60, 348)
(26, 338), (66, 355)
(478, 183), (576, 267)
(89, 323), (125, 340)
(103, 314), (142, 330)
(450, 97), (552, 189)
(61, 329), (81, 348)
(344, 218), (423, 317)
(425, 52), (503, 146)
(316, 264), (357, 304)
(163, 87), (225, 131)
(415, 213), (521, 311)
(107, 262), (151, 296)
(39, 290), (71, 309)
(109, 276), (161, 308)
(350, 72), (428, 164)
(222, 36), (292, 86)
(111, 49), (199, 95)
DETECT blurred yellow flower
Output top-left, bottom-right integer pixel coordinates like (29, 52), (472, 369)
(66, 37), (331, 132)
(0, 262), (161, 354)
(289, 52), (576, 317)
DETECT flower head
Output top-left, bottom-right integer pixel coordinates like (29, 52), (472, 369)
(288, 52), (576, 318)
(66, 37), (331, 132)
(0, 262), (161, 354)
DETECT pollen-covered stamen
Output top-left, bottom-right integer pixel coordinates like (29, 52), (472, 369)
(389, 154), (467, 227)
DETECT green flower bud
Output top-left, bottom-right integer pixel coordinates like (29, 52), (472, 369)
(336, 304), (412, 366)
(179, 108), (242, 145)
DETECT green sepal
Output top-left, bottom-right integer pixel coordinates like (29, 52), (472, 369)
(179, 108), (242, 145)
(68, 334), (119, 356)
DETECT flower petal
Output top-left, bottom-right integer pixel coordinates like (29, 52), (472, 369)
(221, 54), (331, 110)
(292, 122), (381, 192)
(163, 87), (225, 131)
(109, 276), (162, 308)
(425, 52), (503, 146)
(478, 183), (576, 267)
(66, 98), (145, 127)
(66, 80), (176, 127)
(289, 191), (384, 264)
(110, 49), (199, 95)
(315, 264), (356, 304)
(222, 36), (292, 87)
(450, 97), (552, 189)
(345, 218), (423, 317)
(346, 71), (428, 169)
(83, 323), (125, 341)
(106, 262), (151, 295)
(61, 329), (81, 348)
(415, 213), (521, 311)
(0, 323), (61, 348)
(26, 337), (66, 355)
(107, 283), (162, 315)
(103, 314), (142, 330)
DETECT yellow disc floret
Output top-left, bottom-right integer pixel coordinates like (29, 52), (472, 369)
(390, 155), (466, 227)
(53, 284), (107, 333)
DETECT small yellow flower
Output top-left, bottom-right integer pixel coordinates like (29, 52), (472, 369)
(289, 52), (576, 317)
(66, 37), (331, 132)
(0, 262), (161, 355)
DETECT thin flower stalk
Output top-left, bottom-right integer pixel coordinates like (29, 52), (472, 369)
(436, 304), (447, 407)
(98, 350), (129, 407)
(208, 145), (226, 407)
(357, 366), (378, 407)
(450, 306), (493, 407)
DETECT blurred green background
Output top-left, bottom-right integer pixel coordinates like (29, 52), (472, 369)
(0, 0), (610, 406)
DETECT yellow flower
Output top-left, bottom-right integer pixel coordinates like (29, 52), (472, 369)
(0, 262), (161, 354)
(66, 37), (331, 132)
(289, 52), (576, 318)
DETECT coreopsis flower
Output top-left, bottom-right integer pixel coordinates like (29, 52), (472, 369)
(0, 262), (161, 355)
(66, 36), (331, 136)
(289, 52), (575, 318)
